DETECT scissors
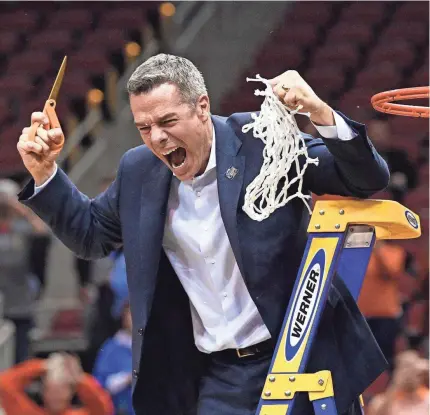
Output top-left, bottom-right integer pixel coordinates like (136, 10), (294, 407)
(27, 56), (67, 142)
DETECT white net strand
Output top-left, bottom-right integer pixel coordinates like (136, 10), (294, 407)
(241, 75), (319, 221)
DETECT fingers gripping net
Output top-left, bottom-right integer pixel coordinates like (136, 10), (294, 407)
(241, 75), (319, 221)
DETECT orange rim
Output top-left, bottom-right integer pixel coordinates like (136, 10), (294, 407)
(371, 86), (430, 118)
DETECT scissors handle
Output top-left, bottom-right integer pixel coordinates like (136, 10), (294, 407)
(27, 99), (61, 142)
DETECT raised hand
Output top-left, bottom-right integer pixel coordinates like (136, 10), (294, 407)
(269, 70), (335, 126)
(17, 112), (65, 186)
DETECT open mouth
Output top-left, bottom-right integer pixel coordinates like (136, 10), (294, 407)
(163, 146), (187, 169)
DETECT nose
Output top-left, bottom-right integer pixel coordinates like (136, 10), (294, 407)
(151, 126), (168, 147)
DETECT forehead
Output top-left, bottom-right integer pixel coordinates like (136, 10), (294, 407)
(130, 83), (186, 123)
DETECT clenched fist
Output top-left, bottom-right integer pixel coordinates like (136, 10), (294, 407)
(269, 70), (335, 126)
(17, 112), (65, 186)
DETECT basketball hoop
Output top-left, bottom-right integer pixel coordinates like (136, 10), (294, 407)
(371, 86), (430, 118)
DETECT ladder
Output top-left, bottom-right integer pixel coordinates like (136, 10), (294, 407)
(256, 199), (421, 415)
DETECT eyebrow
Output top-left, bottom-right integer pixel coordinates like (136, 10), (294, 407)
(135, 113), (178, 127)
(159, 113), (178, 121)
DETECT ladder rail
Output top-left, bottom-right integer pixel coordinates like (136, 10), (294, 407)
(256, 200), (421, 415)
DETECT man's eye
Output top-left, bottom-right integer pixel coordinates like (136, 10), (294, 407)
(139, 126), (151, 133)
(162, 119), (177, 125)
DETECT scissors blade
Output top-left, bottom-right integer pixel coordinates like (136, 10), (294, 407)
(48, 56), (67, 102)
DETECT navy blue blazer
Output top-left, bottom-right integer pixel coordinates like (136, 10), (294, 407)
(20, 112), (390, 414)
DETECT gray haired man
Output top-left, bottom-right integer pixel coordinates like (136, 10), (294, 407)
(18, 53), (389, 414)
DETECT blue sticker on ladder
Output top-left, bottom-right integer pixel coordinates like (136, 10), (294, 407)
(286, 249), (325, 361)
(405, 210), (419, 229)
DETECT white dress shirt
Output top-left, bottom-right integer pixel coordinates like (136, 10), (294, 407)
(162, 112), (354, 353)
(163, 131), (272, 353)
(35, 112), (354, 353)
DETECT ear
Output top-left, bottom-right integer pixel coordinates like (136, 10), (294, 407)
(196, 95), (210, 122)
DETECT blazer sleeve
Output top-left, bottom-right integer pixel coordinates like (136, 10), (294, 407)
(303, 112), (390, 197)
(18, 158), (125, 260)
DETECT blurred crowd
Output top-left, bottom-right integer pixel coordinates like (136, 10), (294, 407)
(0, 353), (113, 415)
(367, 350), (429, 415)
(0, 176), (134, 414)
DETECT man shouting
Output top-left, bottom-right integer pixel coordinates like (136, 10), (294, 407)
(17, 54), (389, 415)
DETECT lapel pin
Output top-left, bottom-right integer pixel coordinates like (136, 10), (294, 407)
(225, 166), (238, 180)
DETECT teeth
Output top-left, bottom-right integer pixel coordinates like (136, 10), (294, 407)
(161, 147), (178, 156)
(172, 159), (186, 169)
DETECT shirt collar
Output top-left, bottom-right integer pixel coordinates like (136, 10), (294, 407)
(205, 126), (216, 172)
(183, 126), (216, 186)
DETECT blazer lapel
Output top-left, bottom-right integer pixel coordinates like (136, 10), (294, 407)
(213, 115), (246, 277)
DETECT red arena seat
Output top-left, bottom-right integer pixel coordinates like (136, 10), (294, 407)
(0, 10), (41, 32)
(67, 51), (111, 78)
(6, 50), (54, 76)
(254, 45), (305, 76)
(337, 88), (376, 116)
(354, 62), (402, 91)
(326, 22), (374, 48)
(46, 8), (94, 31)
(311, 42), (360, 71)
(304, 65), (346, 96)
(380, 21), (428, 46)
(98, 8), (146, 30)
(388, 116), (429, 137)
(288, 2), (333, 26)
(81, 29), (128, 51)
(0, 124), (23, 172)
(409, 63), (430, 88)
(339, 2), (387, 25)
(0, 74), (34, 97)
(27, 30), (74, 52)
(273, 23), (319, 48)
(392, 2), (430, 23)
(367, 40), (416, 71)
(0, 32), (21, 55)
(0, 97), (12, 125)
(58, 73), (93, 99)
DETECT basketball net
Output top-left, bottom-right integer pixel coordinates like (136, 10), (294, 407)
(242, 75), (319, 221)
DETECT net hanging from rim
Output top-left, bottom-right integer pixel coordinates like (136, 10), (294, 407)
(242, 75), (319, 221)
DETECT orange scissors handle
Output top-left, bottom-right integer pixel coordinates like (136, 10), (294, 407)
(27, 99), (61, 142)
(26, 56), (66, 142)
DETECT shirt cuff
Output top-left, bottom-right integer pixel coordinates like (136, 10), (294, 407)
(34, 164), (58, 196)
(312, 111), (355, 141)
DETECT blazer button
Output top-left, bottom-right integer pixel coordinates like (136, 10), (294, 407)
(138, 328), (143, 335)
(133, 370), (139, 378)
